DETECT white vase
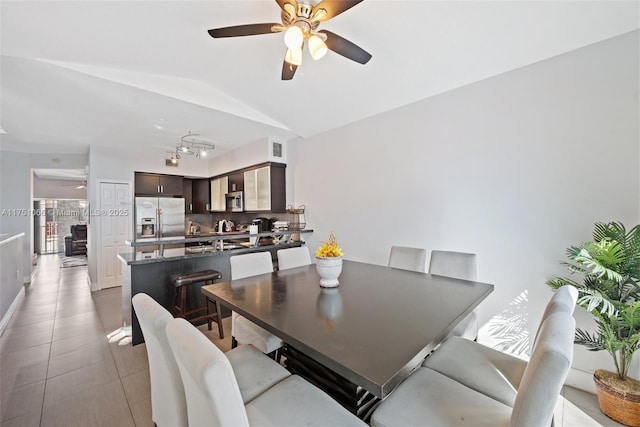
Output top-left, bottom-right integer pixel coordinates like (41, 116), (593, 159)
(315, 256), (343, 288)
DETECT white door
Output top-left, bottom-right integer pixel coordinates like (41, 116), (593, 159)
(98, 182), (131, 289)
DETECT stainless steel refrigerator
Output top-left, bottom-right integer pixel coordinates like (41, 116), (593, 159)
(134, 197), (185, 241)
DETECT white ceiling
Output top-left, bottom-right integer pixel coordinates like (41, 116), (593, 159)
(1, 1), (638, 158)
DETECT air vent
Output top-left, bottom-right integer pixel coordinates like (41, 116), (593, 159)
(272, 142), (283, 158)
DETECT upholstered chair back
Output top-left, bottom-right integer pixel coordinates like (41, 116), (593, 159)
(388, 246), (427, 272)
(230, 252), (274, 280)
(428, 250), (477, 281)
(131, 293), (187, 427)
(277, 246), (312, 270)
(510, 311), (575, 427)
(166, 318), (250, 427)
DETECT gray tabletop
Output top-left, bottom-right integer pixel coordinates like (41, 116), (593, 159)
(202, 260), (494, 398)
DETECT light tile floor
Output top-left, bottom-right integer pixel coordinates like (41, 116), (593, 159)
(0, 254), (626, 426)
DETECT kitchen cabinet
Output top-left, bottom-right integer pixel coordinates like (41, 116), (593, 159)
(210, 176), (228, 212)
(183, 179), (193, 213)
(135, 173), (183, 196)
(243, 163), (285, 212)
(192, 179), (211, 213)
(228, 172), (244, 193)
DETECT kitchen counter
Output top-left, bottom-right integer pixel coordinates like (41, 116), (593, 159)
(125, 229), (313, 247)
(117, 240), (306, 266)
(118, 232), (313, 345)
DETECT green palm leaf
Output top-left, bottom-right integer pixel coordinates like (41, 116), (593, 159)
(548, 221), (640, 380)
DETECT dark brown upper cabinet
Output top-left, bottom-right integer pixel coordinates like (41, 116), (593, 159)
(192, 179), (211, 213)
(183, 178), (193, 213)
(135, 173), (183, 197)
(228, 172), (244, 193)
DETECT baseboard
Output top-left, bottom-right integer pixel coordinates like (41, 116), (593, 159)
(566, 367), (596, 394)
(90, 281), (100, 292)
(0, 287), (25, 336)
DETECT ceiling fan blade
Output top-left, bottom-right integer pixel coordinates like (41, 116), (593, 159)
(281, 59), (298, 80)
(312, 0), (364, 22)
(208, 23), (281, 38)
(318, 30), (372, 64)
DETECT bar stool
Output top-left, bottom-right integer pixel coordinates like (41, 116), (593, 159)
(169, 269), (224, 338)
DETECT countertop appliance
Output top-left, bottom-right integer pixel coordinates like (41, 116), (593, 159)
(252, 217), (270, 232)
(217, 220), (234, 233)
(135, 197), (185, 240)
(226, 191), (244, 212)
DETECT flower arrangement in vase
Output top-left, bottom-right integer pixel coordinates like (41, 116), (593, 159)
(315, 231), (344, 287)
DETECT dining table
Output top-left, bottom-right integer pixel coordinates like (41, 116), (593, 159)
(201, 259), (494, 419)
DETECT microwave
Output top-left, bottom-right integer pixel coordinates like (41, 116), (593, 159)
(226, 191), (244, 212)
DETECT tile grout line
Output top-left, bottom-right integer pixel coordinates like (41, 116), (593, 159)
(38, 255), (59, 427)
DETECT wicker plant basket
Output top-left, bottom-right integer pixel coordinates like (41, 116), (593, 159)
(594, 369), (640, 427)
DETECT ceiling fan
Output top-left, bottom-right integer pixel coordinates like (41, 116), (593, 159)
(64, 180), (87, 189)
(208, 0), (372, 80)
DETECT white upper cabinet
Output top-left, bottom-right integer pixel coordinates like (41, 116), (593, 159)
(244, 166), (272, 211)
(210, 176), (228, 212)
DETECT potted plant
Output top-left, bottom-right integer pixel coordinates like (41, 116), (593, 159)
(315, 231), (344, 288)
(547, 221), (640, 426)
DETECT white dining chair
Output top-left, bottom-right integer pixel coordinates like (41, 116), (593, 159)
(370, 310), (576, 427)
(132, 293), (188, 427)
(230, 252), (284, 358)
(277, 246), (312, 270)
(132, 293), (290, 412)
(422, 284), (578, 407)
(165, 317), (367, 427)
(387, 245), (427, 272)
(428, 250), (478, 340)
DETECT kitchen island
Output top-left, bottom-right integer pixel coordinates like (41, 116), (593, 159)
(118, 229), (313, 345)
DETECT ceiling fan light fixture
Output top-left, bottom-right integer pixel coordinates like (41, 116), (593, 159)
(308, 34), (328, 60)
(284, 25), (304, 48)
(285, 47), (303, 66)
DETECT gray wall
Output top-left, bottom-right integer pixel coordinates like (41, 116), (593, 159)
(290, 31), (639, 388)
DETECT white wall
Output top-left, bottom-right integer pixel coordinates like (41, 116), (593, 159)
(33, 177), (87, 200)
(208, 137), (287, 176)
(0, 233), (24, 333)
(0, 152), (30, 280)
(291, 31), (639, 387)
(86, 144), (213, 286)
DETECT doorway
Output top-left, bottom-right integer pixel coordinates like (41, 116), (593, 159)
(34, 199), (88, 254)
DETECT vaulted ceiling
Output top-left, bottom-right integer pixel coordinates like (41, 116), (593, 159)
(1, 1), (638, 158)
